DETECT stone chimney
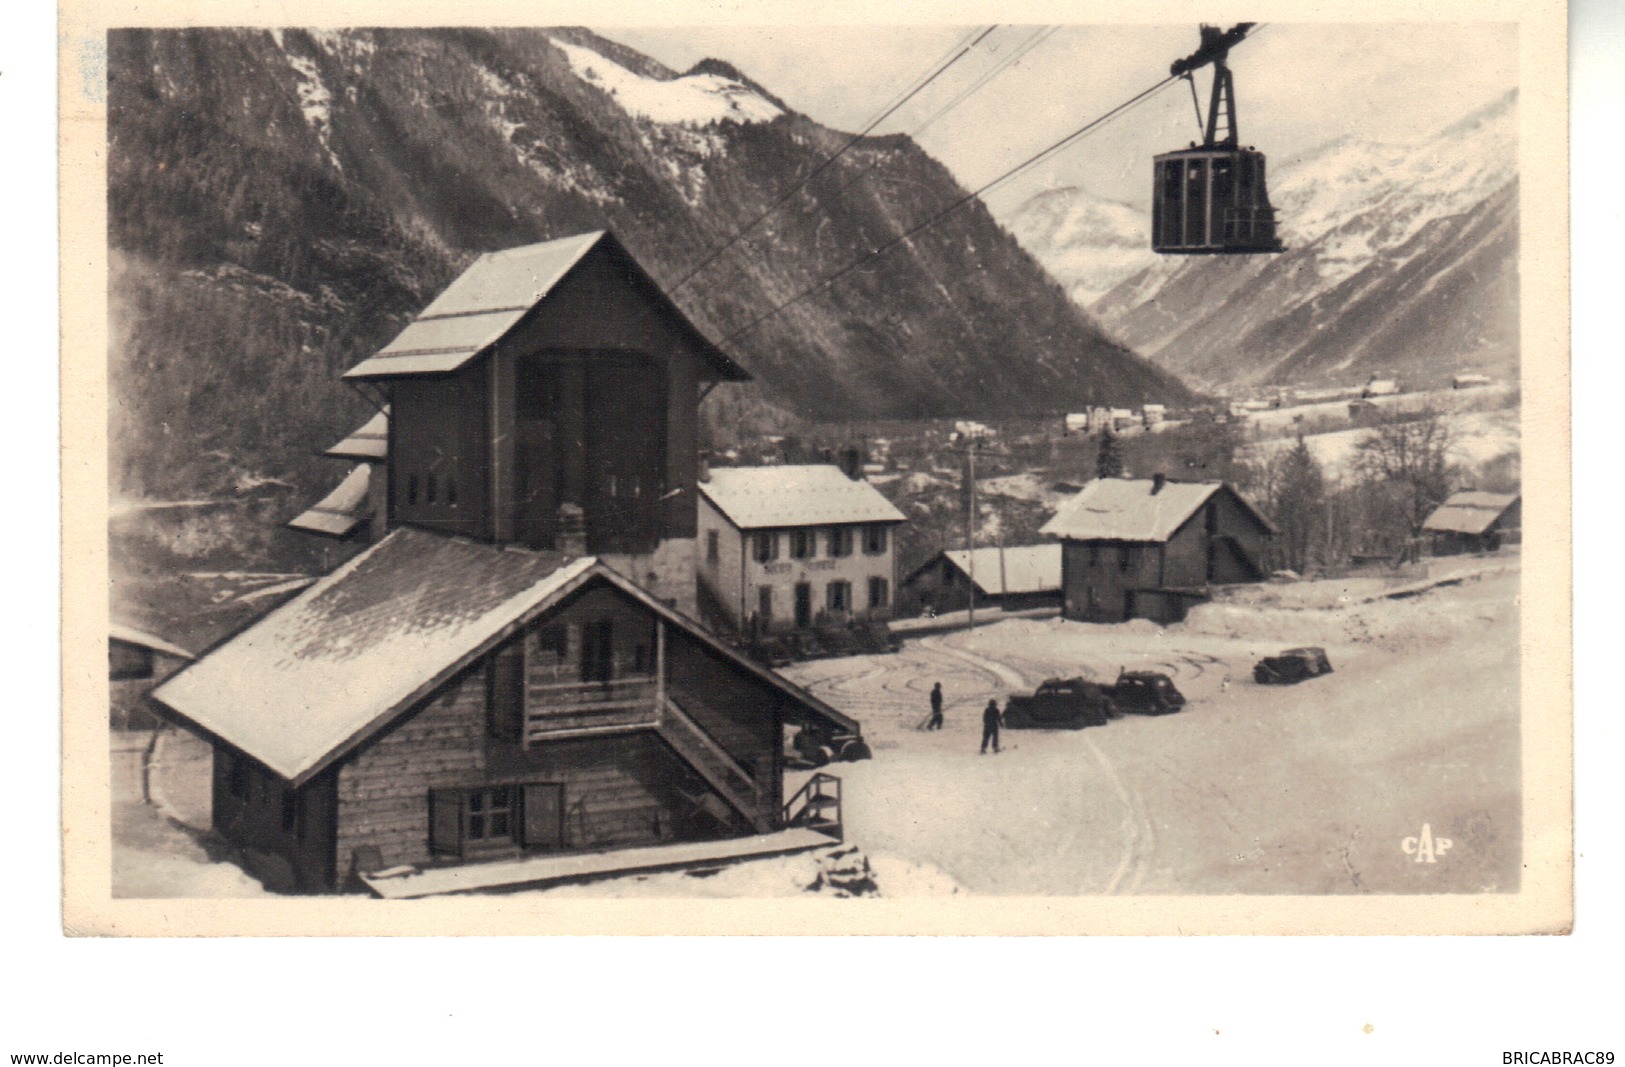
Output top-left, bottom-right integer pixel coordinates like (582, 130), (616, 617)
(1151, 473), (1167, 495)
(697, 451), (711, 483)
(556, 502), (587, 557)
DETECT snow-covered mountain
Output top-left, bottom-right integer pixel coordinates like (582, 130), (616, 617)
(1013, 90), (1518, 392)
(999, 185), (1158, 307)
(108, 28), (1183, 502)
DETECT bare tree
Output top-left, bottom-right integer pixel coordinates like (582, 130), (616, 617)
(1353, 407), (1455, 556)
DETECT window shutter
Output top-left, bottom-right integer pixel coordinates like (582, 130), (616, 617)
(487, 642), (525, 742)
(522, 783), (565, 851)
(429, 789), (463, 856)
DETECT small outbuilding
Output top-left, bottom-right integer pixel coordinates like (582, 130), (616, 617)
(1041, 476), (1274, 624)
(1421, 491), (1521, 554)
(900, 544), (1062, 616)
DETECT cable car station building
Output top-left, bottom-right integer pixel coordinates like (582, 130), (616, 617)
(153, 232), (858, 895)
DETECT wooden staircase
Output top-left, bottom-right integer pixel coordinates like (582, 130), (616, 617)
(658, 697), (771, 833)
(783, 773), (843, 842)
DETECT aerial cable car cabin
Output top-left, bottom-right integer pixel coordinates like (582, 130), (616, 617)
(1152, 23), (1284, 256)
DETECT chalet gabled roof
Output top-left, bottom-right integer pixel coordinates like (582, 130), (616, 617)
(933, 544), (1062, 596)
(287, 464), (375, 538)
(325, 409), (388, 461)
(1421, 491), (1520, 535)
(151, 527), (851, 786)
(342, 231), (751, 383)
(1040, 478), (1276, 542)
(698, 465), (906, 530)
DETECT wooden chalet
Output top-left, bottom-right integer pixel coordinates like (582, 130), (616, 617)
(1041, 476), (1274, 624)
(161, 230), (860, 894)
(1421, 490), (1521, 555)
(900, 544), (1062, 616)
(337, 230), (751, 616)
(152, 529), (850, 893)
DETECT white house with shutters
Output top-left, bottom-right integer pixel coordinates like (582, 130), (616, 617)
(697, 464), (906, 637)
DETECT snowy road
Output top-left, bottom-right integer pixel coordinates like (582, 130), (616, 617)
(783, 561), (1521, 895)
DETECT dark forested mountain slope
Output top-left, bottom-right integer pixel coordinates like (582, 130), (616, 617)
(108, 27), (1186, 501)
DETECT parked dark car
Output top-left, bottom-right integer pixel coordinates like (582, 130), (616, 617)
(1004, 677), (1117, 729)
(1107, 670), (1186, 715)
(1254, 647), (1334, 685)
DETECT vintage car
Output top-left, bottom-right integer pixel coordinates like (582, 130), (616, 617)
(1003, 677), (1117, 730)
(1253, 647), (1334, 685)
(1107, 670), (1187, 715)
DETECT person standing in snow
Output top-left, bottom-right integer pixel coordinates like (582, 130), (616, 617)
(980, 698), (1003, 754)
(927, 682), (945, 730)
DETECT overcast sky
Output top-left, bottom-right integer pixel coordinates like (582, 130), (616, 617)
(605, 23), (1518, 209)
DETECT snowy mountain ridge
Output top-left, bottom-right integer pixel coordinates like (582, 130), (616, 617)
(1032, 89), (1519, 391)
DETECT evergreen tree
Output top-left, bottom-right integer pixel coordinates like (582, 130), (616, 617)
(1273, 434), (1326, 573)
(1096, 428), (1123, 480)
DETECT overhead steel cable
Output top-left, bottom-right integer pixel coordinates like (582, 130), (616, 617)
(822, 25), (1061, 203)
(712, 22), (1269, 350)
(713, 72), (1185, 349)
(665, 24), (1001, 296)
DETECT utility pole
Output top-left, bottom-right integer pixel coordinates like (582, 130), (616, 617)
(966, 438), (978, 630)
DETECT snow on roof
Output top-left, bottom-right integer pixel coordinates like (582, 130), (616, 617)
(344, 233), (602, 378)
(343, 232), (750, 382)
(110, 624), (192, 661)
(699, 465), (906, 530)
(1421, 491), (1520, 535)
(153, 527), (860, 783)
(325, 410), (388, 460)
(552, 39), (783, 126)
(288, 464), (375, 538)
(153, 529), (592, 785)
(939, 544), (1061, 596)
(1041, 478), (1273, 542)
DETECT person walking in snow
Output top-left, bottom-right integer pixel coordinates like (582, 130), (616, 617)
(980, 698), (1003, 754)
(926, 682), (945, 730)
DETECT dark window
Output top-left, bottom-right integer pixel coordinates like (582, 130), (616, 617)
(868, 577), (889, 610)
(706, 530), (719, 563)
(466, 787), (514, 844)
(406, 474), (419, 506)
(581, 618), (615, 683)
(828, 526), (853, 557)
(790, 529), (815, 560)
(534, 623), (568, 660)
(754, 531), (778, 563)
(487, 641), (525, 742)
(826, 580), (851, 613)
(758, 585), (773, 621)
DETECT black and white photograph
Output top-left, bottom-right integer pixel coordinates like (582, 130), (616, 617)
(63, 1), (1569, 938)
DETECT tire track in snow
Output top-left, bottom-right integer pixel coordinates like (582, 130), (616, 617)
(922, 634), (1152, 895)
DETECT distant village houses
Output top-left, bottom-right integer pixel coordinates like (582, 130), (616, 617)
(1041, 475), (1275, 624)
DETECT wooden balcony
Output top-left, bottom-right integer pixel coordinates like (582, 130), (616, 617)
(523, 675), (660, 745)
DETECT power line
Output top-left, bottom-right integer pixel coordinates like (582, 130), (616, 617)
(714, 74), (1184, 349)
(665, 24), (1001, 296)
(712, 22), (1269, 350)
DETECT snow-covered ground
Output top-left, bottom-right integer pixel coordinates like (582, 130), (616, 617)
(783, 552), (1520, 895)
(1243, 406), (1519, 478)
(121, 553), (1518, 897)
